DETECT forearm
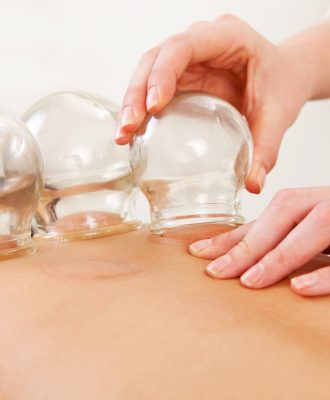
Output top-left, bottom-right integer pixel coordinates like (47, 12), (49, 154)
(280, 18), (330, 100)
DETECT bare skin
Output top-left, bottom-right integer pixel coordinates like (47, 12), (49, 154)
(190, 187), (330, 296)
(0, 227), (329, 399)
(116, 15), (330, 296)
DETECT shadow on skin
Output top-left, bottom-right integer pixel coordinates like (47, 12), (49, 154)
(31, 223), (329, 287)
(31, 223), (235, 283)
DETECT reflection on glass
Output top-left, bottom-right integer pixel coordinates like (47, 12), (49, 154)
(130, 92), (253, 234)
(0, 109), (42, 258)
(22, 91), (141, 241)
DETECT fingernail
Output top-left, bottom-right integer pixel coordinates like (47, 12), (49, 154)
(147, 86), (158, 111)
(115, 128), (128, 144)
(120, 106), (135, 128)
(206, 254), (232, 277)
(257, 166), (267, 192)
(241, 263), (264, 287)
(291, 273), (318, 290)
(189, 239), (212, 253)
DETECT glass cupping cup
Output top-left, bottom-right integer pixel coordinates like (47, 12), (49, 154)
(22, 91), (141, 241)
(130, 92), (253, 234)
(0, 108), (42, 257)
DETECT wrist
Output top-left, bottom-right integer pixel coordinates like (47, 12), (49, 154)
(278, 39), (315, 104)
(279, 20), (330, 101)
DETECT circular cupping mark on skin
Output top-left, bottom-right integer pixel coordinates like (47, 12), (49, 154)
(41, 254), (150, 282)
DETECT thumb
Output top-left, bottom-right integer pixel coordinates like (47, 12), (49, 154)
(245, 110), (285, 194)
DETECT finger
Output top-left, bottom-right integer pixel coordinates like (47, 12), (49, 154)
(240, 200), (330, 288)
(206, 188), (330, 279)
(291, 266), (330, 296)
(145, 16), (255, 113)
(145, 34), (193, 113)
(189, 222), (252, 260)
(115, 47), (160, 144)
(177, 67), (245, 111)
(245, 106), (285, 194)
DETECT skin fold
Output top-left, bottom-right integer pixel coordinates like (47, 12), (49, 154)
(0, 227), (329, 399)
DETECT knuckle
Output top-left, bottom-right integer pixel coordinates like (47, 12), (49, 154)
(213, 230), (234, 246)
(140, 46), (159, 63)
(187, 20), (208, 31)
(164, 33), (186, 48)
(148, 63), (178, 87)
(215, 13), (241, 25)
(312, 201), (330, 228)
(270, 243), (290, 267)
(235, 238), (253, 257)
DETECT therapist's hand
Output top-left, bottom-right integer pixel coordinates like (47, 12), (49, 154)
(116, 14), (310, 193)
(189, 187), (330, 296)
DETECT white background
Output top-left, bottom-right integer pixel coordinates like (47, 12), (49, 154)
(0, 0), (329, 222)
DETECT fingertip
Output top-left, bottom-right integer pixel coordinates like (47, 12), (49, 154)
(147, 104), (163, 114)
(147, 67), (177, 113)
(245, 165), (267, 194)
(205, 254), (233, 278)
(115, 135), (130, 145)
(115, 127), (132, 145)
(245, 177), (262, 194)
(290, 282), (310, 296)
(117, 102), (147, 139)
(189, 239), (212, 255)
(146, 86), (159, 112)
(290, 272), (322, 296)
(118, 106), (136, 129)
(146, 85), (171, 114)
(240, 263), (265, 288)
(205, 265), (219, 279)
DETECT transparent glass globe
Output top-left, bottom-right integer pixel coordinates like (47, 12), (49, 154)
(130, 92), (253, 234)
(0, 108), (42, 258)
(22, 91), (140, 241)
